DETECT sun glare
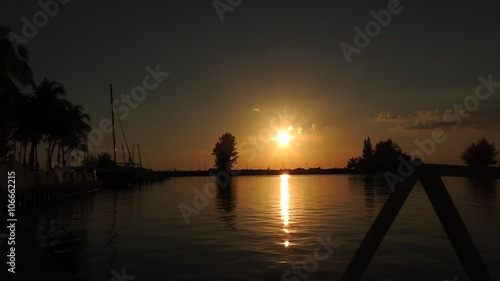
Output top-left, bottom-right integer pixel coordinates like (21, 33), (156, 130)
(276, 131), (292, 146)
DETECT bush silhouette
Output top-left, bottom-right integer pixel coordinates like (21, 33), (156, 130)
(461, 138), (498, 167)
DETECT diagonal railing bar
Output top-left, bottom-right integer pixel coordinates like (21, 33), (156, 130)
(340, 164), (498, 281)
(419, 167), (492, 281)
(340, 172), (419, 281)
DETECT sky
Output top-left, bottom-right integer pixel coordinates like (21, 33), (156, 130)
(2, 0), (500, 170)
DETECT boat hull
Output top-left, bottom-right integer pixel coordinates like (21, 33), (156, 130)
(96, 170), (134, 186)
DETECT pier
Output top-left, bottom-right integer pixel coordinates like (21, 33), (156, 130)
(1, 162), (90, 280)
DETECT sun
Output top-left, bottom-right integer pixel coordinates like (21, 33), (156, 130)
(276, 131), (292, 146)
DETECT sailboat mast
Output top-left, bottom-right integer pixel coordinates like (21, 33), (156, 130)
(110, 84), (117, 162)
(121, 143), (126, 163)
(137, 144), (143, 167)
(132, 144), (135, 162)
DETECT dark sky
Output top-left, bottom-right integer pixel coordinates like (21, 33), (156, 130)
(3, 0), (500, 169)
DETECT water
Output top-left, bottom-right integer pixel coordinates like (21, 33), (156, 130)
(18, 175), (500, 280)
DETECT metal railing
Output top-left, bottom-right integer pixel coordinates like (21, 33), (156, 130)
(341, 164), (499, 281)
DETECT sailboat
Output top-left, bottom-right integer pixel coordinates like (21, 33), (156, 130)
(95, 85), (151, 186)
(281, 161), (290, 175)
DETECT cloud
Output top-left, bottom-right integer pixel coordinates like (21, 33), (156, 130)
(297, 127), (303, 134)
(375, 109), (500, 132)
(252, 108), (260, 112)
(311, 124), (317, 132)
(375, 113), (402, 121)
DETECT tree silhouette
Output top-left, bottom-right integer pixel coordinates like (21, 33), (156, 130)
(461, 138), (498, 167)
(58, 104), (91, 165)
(34, 78), (70, 167)
(97, 153), (115, 169)
(7, 78), (90, 169)
(358, 137), (374, 171)
(346, 137), (407, 172)
(0, 26), (34, 160)
(0, 28), (91, 166)
(82, 154), (98, 170)
(0, 26), (34, 92)
(372, 138), (405, 171)
(362, 137), (373, 160)
(346, 157), (360, 169)
(12, 92), (40, 168)
(212, 132), (238, 172)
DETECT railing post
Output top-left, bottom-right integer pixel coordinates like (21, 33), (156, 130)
(341, 172), (419, 281)
(419, 167), (492, 281)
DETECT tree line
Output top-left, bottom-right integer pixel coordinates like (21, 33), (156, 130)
(346, 137), (412, 172)
(209, 132), (498, 175)
(346, 137), (498, 172)
(1, 26), (91, 170)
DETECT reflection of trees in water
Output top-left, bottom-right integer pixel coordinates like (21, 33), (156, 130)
(216, 181), (237, 227)
(348, 175), (391, 215)
(465, 178), (498, 210)
(364, 177), (376, 214)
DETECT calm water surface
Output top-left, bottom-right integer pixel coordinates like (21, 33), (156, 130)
(18, 175), (500, 280)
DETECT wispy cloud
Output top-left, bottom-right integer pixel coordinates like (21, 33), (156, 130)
(375, 109), (500, 132)
(252, 108), (260, 112)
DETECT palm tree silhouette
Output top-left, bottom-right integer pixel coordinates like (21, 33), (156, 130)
(1, 27), (91, 167)
(0, 26), (34, 160)
(33, 78), (71, 168)
(0, 26), (34, 90)
(58, 104), (91, 165)
(10, 79), (91, 169)
(11, 92), (39, 166)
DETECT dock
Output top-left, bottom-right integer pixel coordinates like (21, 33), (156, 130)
(0, 162), (98, 280)
(0, 162), (100, 211)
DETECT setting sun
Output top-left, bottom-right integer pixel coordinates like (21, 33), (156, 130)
(276, 131), (292, 146)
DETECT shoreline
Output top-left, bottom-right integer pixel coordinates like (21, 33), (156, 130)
(166, 168), (371, 177)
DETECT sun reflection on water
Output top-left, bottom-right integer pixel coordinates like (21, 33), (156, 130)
(280, 174), (290, 247)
